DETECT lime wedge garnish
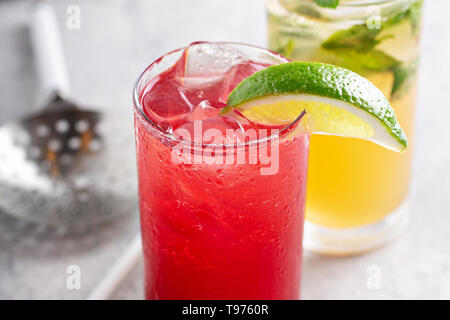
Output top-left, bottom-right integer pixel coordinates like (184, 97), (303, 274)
(227, 62), (407, 152)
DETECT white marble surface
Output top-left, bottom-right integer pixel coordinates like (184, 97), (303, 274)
(0, 0), (449, 299)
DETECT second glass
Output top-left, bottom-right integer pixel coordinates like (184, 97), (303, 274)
(267, 0), (423, 254)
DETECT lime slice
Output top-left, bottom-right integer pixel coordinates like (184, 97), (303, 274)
(227, 62), (407, 151)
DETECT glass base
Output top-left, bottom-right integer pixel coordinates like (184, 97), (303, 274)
(303, 197), (410, 255)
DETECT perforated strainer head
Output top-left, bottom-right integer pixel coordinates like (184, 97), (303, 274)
(0, 98), (137, 233)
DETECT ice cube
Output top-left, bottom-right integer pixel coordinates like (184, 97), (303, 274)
(184, 42), (245, 78)
(188, 100), (227, 122)
(142, 77), (193, 130)
(172, 47), (188, 78)
(182, 76), (225, 107)
(141, 42), (273, 135)
(220, 60), (271, 101)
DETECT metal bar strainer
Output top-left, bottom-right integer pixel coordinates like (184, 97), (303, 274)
(0, 2), (137, 235)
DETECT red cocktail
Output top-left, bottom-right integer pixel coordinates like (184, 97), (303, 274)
(133, 42), (309, 299)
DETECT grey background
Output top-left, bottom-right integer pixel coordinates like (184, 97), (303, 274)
(0, 0), (449, 299)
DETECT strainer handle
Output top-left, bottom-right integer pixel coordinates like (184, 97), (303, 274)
(30, 2), (71, 101)
(87, 234), (143, 300)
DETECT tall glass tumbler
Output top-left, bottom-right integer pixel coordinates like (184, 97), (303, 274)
(267, 0), (423, 254)
(133, 42), (309, 299)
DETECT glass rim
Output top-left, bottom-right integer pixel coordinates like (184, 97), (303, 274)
(310, 0), (400, 6)
(338, 0), (398, 6)
(274, 0), (406, 7)
(133, 41), (308, 149)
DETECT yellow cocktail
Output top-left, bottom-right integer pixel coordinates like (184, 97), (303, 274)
(267, 0), (423, 253)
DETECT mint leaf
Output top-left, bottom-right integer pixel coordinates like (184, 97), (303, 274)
(392, 60), (419, 97)
(276, 39), (295, 59)
(291, 3), (322, 18)
(322, 11), (407, 53)
(322, 0), (423, 54)
(322, 25), (382, 52)
(329, 49), (401, 73)
(383, 0), (423, 33)
(321, 0), (422, 96)
(409, 0), (424, 35)
(314, 0), (339, 9)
